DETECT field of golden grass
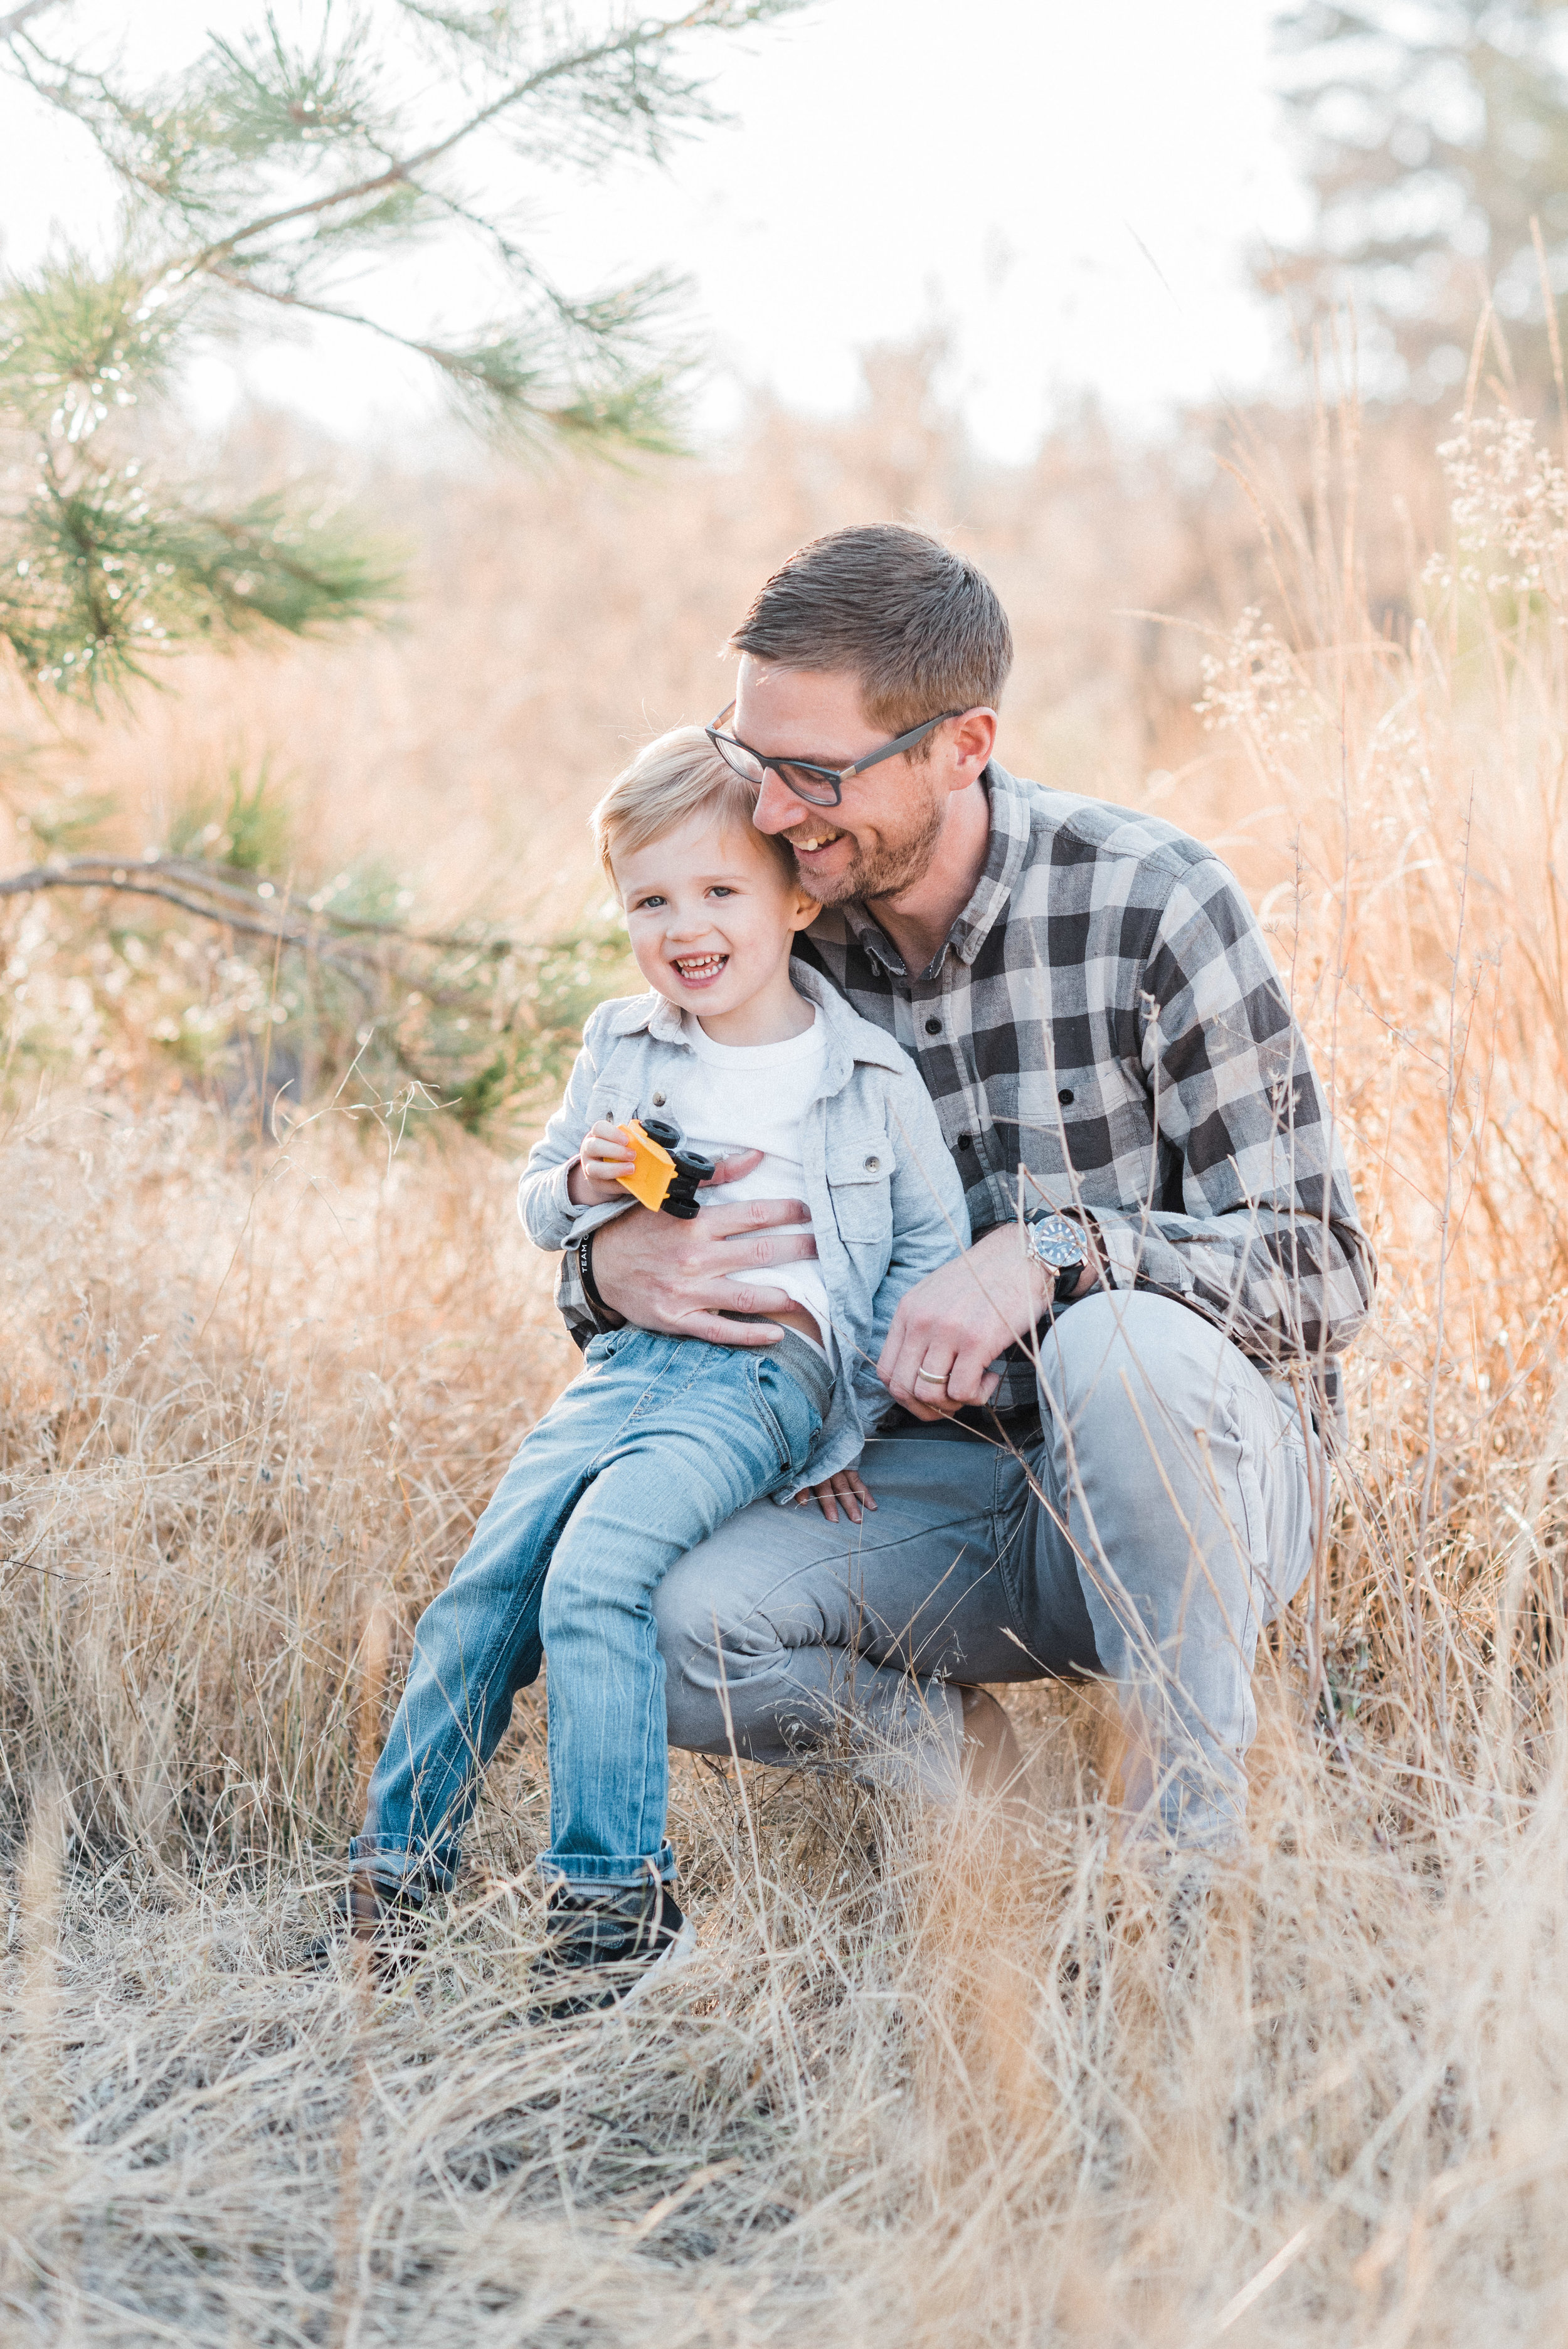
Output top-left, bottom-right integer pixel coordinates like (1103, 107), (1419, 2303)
(6, 367), (1568, 2344)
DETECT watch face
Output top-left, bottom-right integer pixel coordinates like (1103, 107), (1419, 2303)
(1029, 1214), (1087, 1269)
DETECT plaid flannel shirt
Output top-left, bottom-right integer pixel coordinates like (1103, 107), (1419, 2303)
(555, 763), (1375, 1429)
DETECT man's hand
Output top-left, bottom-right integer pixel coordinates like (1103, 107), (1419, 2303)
(877, 1224), (1099, 1420)
(588, 1150), (818, 1345)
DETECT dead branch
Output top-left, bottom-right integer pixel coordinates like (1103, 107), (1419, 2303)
(0, 855), (517, 1011)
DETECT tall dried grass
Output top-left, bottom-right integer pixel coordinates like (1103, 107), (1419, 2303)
(6, 371), (1568, 2344)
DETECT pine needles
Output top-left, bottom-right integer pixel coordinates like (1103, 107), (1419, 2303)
(0, 0), (808, 698)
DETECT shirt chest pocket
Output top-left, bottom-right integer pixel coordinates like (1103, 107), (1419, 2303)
(584, 1078), (642, 1132)
(825, 1133), (893, 1244)
(991, 1070), (1127, 1180)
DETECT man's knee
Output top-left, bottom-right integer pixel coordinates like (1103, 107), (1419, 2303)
(654, 1544), (743, 1751)
(652, 1519), (794, 1752)
(1036, 1290), (1241, 1465)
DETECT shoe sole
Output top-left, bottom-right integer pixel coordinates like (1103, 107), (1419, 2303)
(615, 1913), (698, 2010)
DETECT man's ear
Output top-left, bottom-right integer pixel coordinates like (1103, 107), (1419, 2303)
(945, 706), (997, 788)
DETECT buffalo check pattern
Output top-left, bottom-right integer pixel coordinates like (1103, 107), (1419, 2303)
(556, 763), (1375, 1428)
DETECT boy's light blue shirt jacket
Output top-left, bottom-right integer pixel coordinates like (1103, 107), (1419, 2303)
(517, 963), (971, 1500)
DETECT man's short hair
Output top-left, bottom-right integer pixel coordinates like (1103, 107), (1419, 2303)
(729, 524), (1013, 745)
(592, 726), (796, 886)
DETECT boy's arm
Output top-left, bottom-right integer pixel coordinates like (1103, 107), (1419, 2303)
(865, 1070), (971, 1372)
(516, 1010), (635, 1254)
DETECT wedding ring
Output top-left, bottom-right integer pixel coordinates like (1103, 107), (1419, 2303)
(914, 1365), (949, 1385)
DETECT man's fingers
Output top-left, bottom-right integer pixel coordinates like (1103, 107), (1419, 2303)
(699, 1148), (765, 1187)
(734, 1230), (819, 1270)
(679, 1314), (782, 1347)
(697, 1195), (813, 1237)
(931, 1354), (1003, 1409)
(694, 1228), (820, 1271)
(880, 1322), (947, 1407)
(941, 1348), (994, 1406)
(716, 1281), (802, 1317)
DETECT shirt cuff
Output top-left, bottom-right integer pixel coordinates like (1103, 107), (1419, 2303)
(1090, 1214), (1138, 1293)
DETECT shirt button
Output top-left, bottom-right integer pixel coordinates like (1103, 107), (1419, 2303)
(1058, 1088), (1074, 1105)
(651, 1092), (666, 1107)
(924, 1017), (941, 1035)
(864, 1154), (881, 1172)
(957, 1133), (973, 1149)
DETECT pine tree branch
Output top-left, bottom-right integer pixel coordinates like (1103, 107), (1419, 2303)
(0, 0), (802, 689)
(201, 263), (678, 442)
(19, 1), (775, 294)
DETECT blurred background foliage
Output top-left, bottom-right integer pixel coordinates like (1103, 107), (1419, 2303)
(1272, 1), (1568, 403)
(6, 0), (1568, 1152)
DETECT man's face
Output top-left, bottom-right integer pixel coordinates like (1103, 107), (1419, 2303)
(734, 657), (955, 907)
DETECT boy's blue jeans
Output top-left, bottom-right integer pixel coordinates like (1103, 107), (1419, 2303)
(350, 1326), (829, 1896)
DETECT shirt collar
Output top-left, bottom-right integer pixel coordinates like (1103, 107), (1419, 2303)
(608, 991), (687, 1042)
(839, 762), (1030, 982)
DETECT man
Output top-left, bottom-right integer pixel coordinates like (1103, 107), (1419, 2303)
(564, 524), (1374, 1850)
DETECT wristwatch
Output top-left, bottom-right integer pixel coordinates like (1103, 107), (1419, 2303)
(1024, 1211), (1090, 1306)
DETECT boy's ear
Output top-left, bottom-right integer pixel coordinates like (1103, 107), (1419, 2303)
(790, 889), (823, 933)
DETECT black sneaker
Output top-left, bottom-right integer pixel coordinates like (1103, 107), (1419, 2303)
(526, 1881), (696, 2020)
(300, 1868), (427, 1975)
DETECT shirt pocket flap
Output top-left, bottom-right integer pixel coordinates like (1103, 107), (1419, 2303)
(825, 1133), (892, 1241)
(825, 1133), (893, 1187)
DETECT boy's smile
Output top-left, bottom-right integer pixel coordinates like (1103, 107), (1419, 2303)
(669, 948), (728, 986)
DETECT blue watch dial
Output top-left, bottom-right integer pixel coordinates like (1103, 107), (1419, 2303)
(1026, 1213), (1088, 1271)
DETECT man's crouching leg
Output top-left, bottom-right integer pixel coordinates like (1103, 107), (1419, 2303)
(652, 1423), (1051, 1800)
(1032, 1291), (1321, 1852)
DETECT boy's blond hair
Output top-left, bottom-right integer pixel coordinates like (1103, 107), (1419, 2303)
(592, 726), (797, 886)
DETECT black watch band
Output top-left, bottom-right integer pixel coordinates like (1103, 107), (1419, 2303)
(576, 1229), (615, 1326)
(1053, 1260), (1086, 1306)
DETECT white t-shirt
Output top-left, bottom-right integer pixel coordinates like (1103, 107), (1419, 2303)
(666, 1010), (835, 1359)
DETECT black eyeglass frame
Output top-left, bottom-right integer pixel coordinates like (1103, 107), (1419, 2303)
(704, 703), (967, 810)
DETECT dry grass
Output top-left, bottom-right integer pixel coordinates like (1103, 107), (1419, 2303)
(6, 371), (1568, 2343)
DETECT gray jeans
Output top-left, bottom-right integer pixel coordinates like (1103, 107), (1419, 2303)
(652, 1291), (1322, 1848)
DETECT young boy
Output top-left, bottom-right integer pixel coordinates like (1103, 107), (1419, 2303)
(347, 728), (968, 2013)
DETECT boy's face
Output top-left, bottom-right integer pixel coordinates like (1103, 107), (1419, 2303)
(614, 815), (818, 1017)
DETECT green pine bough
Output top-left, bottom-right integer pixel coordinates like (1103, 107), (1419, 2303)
(0, 0), (804, 701)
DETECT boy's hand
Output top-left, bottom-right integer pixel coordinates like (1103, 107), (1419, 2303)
(797, 1467), (876, 1525)
(569, 1120), (638, 1206)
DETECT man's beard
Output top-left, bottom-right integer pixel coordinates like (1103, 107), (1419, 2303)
(790, 792), (946, 909)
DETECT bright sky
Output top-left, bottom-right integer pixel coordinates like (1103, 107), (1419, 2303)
(0, 0), (1308, 462)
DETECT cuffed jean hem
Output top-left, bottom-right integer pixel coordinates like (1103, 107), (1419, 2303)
(348, 1834), (455, 1897)
(537, 1839), (677, 1890)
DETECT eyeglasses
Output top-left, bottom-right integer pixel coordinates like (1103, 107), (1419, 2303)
(704, 703), (966, 810)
